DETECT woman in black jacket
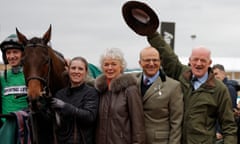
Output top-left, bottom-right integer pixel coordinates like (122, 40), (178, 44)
(51, 56), (99, 144)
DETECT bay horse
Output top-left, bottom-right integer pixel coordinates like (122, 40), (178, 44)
(16, 25), (68, 144)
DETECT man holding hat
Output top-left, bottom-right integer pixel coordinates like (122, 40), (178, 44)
(122, 1), (237, 144)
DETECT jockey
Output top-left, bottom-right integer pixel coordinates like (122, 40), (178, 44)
(0, 34), (28, 121)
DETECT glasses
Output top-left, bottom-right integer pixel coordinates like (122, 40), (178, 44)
(141, 58), (160, 63)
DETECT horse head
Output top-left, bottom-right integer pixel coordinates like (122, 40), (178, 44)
(16, 25), (67, 110)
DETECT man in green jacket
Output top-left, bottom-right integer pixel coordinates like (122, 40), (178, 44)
(0, 34), (28, 116)
(0, 34), (28, 144)
(148, 32), (237, 144)
(122, 1), (237, 144)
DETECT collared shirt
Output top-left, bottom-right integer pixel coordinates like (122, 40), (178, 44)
(143, 71), (160, 85)
(192, 72), (208, 90)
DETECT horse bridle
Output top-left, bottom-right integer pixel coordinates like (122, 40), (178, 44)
(24, 43), (52, 97)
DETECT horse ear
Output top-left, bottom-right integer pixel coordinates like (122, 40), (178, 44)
(43, 25), (52, 44)
(16, 28), (28, 46)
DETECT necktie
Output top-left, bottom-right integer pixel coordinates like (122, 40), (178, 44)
(144, 78), (149, 86)
(192, 77), (198, 83)
(192, 77), (198, 90)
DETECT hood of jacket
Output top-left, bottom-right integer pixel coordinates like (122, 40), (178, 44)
(95, 73), (137, 93)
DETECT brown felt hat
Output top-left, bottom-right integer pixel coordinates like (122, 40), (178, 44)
(122, 1), (159, 36)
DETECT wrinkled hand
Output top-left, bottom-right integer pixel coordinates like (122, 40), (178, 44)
(51, 98), (66, 109)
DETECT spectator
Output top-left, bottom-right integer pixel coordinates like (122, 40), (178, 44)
(137, 46), (183, 144)
(212, 64), (238, 110)
(51, 56), (99, 144)
(95, 48), (145, 144)
(212, 64), (240, 144)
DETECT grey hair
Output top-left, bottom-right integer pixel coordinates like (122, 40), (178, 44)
(99, 48), (127, 72)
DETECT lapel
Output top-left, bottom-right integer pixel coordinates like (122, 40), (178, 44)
(137, 73), (143, 96)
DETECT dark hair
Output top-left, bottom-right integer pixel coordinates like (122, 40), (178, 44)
(69, 56), (88, 72)
(212, 64), (225, 72)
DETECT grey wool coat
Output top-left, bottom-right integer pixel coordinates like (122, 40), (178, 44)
(135, 72), (183, 144)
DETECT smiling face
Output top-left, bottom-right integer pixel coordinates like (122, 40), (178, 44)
(139, 47), (161, 77)
(5, 48), (23, 67)
(68, 58), (88, 87)
(100, 48), (126, 81)
(189, 47), (212, 78)
(102, 58), (122, 81)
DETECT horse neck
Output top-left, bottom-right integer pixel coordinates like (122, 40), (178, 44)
(48, 52), (67, 95)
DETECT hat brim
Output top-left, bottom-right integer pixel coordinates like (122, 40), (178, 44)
(0, 41), (23, 52)
(122, 1), (159, 36)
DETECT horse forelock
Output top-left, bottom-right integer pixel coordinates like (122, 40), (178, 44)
(25, 37), (49, 49)
(27, 37), (42, 44)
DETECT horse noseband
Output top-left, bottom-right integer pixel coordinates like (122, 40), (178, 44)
(26, 76), (47, 86)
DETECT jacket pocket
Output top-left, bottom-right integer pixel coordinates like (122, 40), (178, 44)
(155, 130), (169, 139)
(188, 134), (214, 144)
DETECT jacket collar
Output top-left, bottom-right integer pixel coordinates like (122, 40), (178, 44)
(183, 67), (216, 89)
(95, 74), (137, 93)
